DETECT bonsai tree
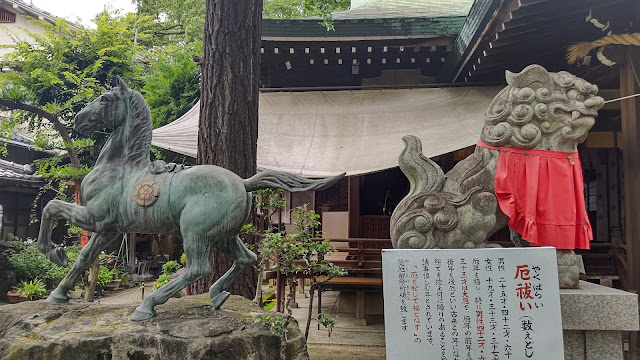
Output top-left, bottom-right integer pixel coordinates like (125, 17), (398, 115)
(261, 205), (346, 339)
(251, 188), (286, 303)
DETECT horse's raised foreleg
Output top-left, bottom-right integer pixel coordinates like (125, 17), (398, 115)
(209, 235), (257, 309)
(47, 231), (119, 303)
(131, 234), (213, 321)
(38, 200), (96, 266)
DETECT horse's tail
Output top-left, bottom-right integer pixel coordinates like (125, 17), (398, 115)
(243, 171), (345, 192)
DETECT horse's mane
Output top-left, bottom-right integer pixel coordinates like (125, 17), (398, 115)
(124, 89), (152, 169)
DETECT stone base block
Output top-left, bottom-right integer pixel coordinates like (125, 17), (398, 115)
(560, 281), (638, 360)
(558, 265), (580, 289)
(352, 318), (367, 326)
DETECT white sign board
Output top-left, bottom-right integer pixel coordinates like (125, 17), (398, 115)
(382, 247), (564, 360)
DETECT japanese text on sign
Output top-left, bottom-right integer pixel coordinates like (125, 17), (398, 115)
(383, 247), (563, 360)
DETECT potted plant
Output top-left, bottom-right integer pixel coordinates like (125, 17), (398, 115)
(116, 272), (130, 289)
(69, 286), (83, 300)
(7, 288), (27, 304)
(16, 278), (48, 300)
(107, 269), (125, 290)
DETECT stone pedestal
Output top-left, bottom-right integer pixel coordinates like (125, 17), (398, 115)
(0, 294), (309, 360)
(560, 281), (639, 360)
(557, 250), (581, 289)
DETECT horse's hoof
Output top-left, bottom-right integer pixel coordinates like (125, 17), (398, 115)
(131, 306), (156, 321)
(46, 288), (69, 304)
(48, 248), (68, 267)
(211, 291), (230, 310)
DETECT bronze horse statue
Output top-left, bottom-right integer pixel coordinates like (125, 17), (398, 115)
(37, 76), (343, 320)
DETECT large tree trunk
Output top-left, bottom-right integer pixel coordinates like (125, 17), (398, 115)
(191, 0), (262, 299)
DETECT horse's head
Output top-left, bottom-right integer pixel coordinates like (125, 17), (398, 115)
(74, 76), (132, 135)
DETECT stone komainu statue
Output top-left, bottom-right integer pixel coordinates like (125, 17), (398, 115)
(391, 65), (605, 252)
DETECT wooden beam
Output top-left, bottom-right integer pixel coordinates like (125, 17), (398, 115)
(128, 233), (136, 274)
(348, 176), (361, 238)
(619, 46), (640, 293)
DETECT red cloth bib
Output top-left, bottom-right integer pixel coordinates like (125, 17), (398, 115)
(477, 141), (592, 249)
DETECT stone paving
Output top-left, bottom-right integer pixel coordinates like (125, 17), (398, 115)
(287, 288), (386, 359)
(97, 282), (154, 305)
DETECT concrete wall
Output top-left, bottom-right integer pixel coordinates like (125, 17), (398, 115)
(0, 5), (47, 57)
(322, 211), (348, 239)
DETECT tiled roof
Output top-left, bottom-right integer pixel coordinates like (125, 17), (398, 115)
(0, 0), (77, 27)
(328, 0), (474, 20)
(0, 159), (42, 187)
(263, 0), (474, 39)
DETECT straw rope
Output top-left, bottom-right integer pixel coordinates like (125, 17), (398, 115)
(567, 33), (640, 64)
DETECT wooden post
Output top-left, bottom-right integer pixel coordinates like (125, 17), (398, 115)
(354, 284), (367, 326)
(128, 233), (136, 274)
(348, 176), (361, 238)
(619, 46), (640, 293)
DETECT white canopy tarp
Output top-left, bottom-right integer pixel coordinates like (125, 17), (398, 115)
(151, 87), (501, 177)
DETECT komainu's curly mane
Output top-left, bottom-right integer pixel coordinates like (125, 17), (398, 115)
(481, 65), (602, 152)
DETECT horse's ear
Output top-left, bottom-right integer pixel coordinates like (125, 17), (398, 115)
(115, 75), (128, 91)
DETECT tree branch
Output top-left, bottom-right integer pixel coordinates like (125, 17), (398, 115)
(0, 98), (81, 167)
(159, 24), (183, 31)
(154, 31), (185, 36)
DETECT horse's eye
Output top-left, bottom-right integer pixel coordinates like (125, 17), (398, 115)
(100, 96), (109, 104)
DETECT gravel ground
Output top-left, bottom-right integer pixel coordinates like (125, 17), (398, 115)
(307, 344), (386, 360)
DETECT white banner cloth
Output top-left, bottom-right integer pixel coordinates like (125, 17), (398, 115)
(151, 87), (501, 177)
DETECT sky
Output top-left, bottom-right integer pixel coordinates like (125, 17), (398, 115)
(30, 0), (137, 26)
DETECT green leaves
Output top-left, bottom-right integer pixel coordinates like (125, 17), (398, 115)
(162, 260), (181, 274)
(16, 278), (48, 300)
(153, 259), (183, 297)
(317, 313), (336, 336)
(263, 0), (350, 29)
(143, 45), (200, 130)
(97, 265), (115, 287)
(254, 313), (288, 335)
(261, 205), (345, 281)
(5, 241), (79, 284)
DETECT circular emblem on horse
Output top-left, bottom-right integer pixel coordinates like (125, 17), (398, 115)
(134, 180), (159, 206)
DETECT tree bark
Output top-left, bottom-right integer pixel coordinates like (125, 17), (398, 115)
(191, 0), (262, 299)
(85, 256), (99, 301)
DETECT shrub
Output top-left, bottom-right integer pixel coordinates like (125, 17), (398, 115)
(162, 261), (180, 275)
(45, 264), (68, 283)
(6, 242), (51, 281)
(180, 253), (187, 266)
(6, 242), (81, 284)
(153, 260), (182, 297)
(16, 278), (48, 300)
(96, 265), (114, 287)
(254, 313), (288, 335)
